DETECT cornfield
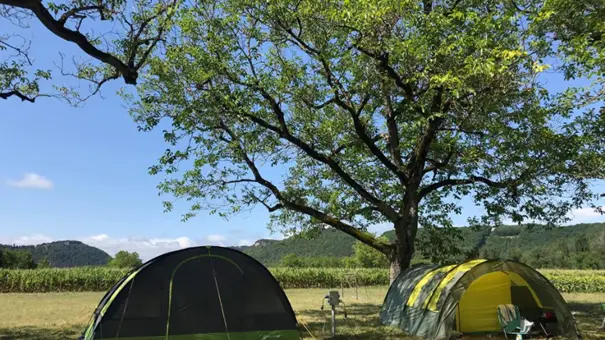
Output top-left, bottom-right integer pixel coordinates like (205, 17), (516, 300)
(539, 269), (605, 293)
(0, 267), (603, 293)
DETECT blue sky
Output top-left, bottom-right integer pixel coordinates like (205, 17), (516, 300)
(0, 14), (603, 260)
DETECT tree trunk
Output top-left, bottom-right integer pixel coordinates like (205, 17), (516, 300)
(389, 198), (419, 284)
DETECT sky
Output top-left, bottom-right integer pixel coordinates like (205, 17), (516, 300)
(0, 12), (604, 261)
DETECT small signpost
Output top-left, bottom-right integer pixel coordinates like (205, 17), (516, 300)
(321, 290), (347, 337)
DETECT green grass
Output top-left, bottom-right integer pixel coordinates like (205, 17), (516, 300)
(1, 288), (605, 339)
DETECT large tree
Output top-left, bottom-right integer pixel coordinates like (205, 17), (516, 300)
(0, 0), (179, 104)
(130, 0), (604, 279)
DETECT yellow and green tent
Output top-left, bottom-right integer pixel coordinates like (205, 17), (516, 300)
(79, 246), (301, 340)
(380, 259), (579, 339)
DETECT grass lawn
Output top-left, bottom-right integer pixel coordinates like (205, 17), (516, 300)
(0, 287), (604, 339)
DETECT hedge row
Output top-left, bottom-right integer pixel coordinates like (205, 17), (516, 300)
(1, 267), (603, 293)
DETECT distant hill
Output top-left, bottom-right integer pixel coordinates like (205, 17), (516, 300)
(0, 241), (111, 267)
(234, 228), (358, 265)
(3, 222), (602, 269)
(234, 223), (605, 267)
(232, 226), (490, 266)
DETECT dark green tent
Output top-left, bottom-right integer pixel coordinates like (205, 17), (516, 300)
(380, 259), (579, 339)
(80, 246), (301, 340)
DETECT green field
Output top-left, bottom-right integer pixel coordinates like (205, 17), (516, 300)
(2, 267), (605, 293)
(1, 287), (605, 340)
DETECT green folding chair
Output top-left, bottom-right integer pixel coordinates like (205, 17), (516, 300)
(497, 304), (534, 339)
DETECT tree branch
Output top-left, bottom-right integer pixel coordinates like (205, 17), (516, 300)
(10, 0), (139, 84)
(423, 150), (455, 175)
(272, 23), (410, 186)
(0, 0), (176, 86)
(343, 96), (410, 185)
(407, 89), (446, 183)
(423, 0), (433, 14)
(418, 175), (515, 199)
(330, 135), (381, 157)
(300, 97), (336, 110)
(0, 38), (32, 65)
(229, 103), (400, 222)
(0, 90), (36, 102)
(219, 70), (401, 222)
(383, 92), (404, 169)
(353, 45), (416, 102)
(218, 120), (392, 253)
(58, 5), (106, 25)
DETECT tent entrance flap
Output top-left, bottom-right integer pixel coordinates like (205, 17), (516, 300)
(456, 271), (544, 334)
(458, 271), (512, 333)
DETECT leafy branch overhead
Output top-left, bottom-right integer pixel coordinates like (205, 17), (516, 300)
(0, 0), (179, 103)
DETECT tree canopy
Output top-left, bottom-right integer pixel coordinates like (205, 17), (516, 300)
(108, 250), (143, 268)
(128, 0), (604, 277)
(0, 248), (37, 269)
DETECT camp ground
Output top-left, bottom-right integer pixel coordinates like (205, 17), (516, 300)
(71, 249), (599, 340)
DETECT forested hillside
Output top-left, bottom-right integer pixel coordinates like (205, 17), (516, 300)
(237, 229), (357, 265)
(479, 223), (605, 269)
(240, 223), (605, 268)
(0, 241), (111, 267)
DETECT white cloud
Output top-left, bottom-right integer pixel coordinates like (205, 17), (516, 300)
(205, 234), (227, 244)
(566, 206), (604, 224)
(89, 234), (109, 242)
(6, 173), (54, 190)
(238, 239), (252, 246)
(0, 233), (203, 261)
(81, 235), (200, 261)
(368, 223), (392, 235)
(0, 234), (54, 245)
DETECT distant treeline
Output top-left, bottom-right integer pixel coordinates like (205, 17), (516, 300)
(0, 248), (41, 269)
(279, 224), (605, 270)
(480, 230), (605, 269)
(0, 240), (110, 267)
(0, 248), (142, 269)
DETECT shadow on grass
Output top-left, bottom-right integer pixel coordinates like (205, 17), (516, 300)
(296, 302), (414, 339)
(296, 301), (605, 340)
(567, 302), (605, 339)
(0, 325), (83, 340)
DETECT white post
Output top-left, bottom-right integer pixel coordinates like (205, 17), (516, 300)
(331, 304), (336, 337)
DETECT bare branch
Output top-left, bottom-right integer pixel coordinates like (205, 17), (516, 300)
(0, 37), (32, 65)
